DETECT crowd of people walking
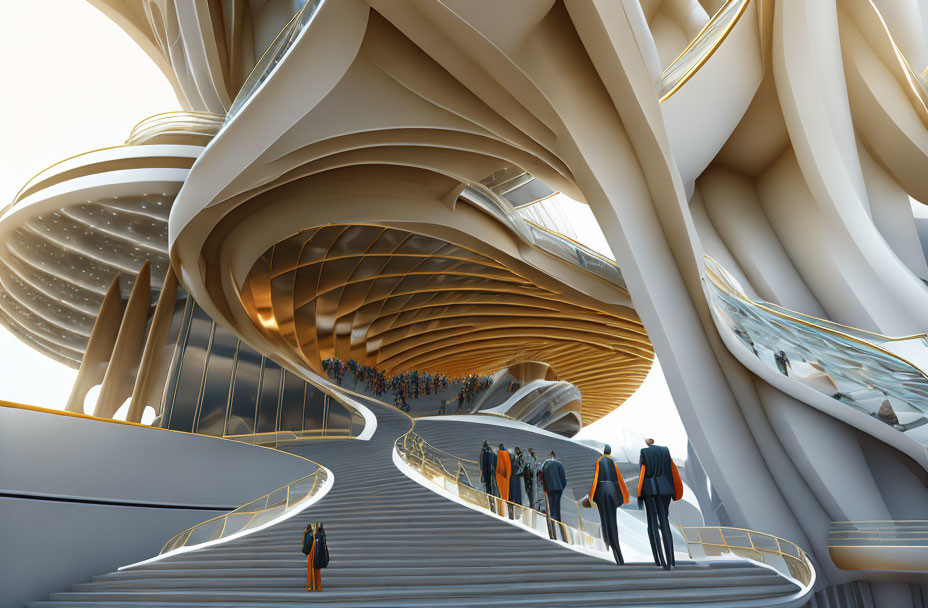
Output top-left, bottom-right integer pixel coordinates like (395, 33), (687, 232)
(474, 437), (684, 569)
(321, 358), (492, 412)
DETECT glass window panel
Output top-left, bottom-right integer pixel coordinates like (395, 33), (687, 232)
(303, 384), (328, 432)
(279, 370), (306, 432)
(256, 359), (282, 434)
(160, 296), (195, 427)
(324, 395), (352, 434)
(227, 342), (262, 435)
(195, 325), (238, 436)
(166, 305), (213, 432)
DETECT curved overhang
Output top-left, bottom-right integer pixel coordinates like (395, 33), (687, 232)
(168, 1), (654, 426)
(0, 113), (221, 366)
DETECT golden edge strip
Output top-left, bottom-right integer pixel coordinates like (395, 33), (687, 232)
(703, 256), (928, 382)
(0, 399), (325, 467)
(659, 0), (752, 103)
(164, 468), (326, 551)
(866, 0), (928, 126)
(126, 111), (223, 139)
(522, 219), (620, 271)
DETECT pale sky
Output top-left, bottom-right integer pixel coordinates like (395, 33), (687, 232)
(0, 1), (688, 455)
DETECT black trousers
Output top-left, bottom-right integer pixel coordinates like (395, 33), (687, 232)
(643, 494), (674, 568)
(594, 482), (624, 565)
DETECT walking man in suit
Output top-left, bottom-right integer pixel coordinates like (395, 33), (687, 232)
(542, 450), (567, 538)
(479, 440), (496, 496)
(638, 438), (684, 569)
(587, 444), (629, 564)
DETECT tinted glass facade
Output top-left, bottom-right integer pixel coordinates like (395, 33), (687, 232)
(158, 295), (364, 438)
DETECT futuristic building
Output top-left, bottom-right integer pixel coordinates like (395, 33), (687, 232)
(4, 0), (928, 607)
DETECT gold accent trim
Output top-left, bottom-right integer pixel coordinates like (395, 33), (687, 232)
(704, 256), (928, 383)
(659, 0), (753, 103)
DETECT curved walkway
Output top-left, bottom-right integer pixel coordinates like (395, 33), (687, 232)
(30, 398), (804, 607)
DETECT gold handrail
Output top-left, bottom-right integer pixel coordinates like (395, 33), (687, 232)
(682, 526), (814, 588)
(865, 0), (928, 129)
(658, 0), (752, 102)
(523, 220), (621, 271)
(703, 256), (928, 382)
(395, 429), (601, 551)
(159, 465), (328, 555)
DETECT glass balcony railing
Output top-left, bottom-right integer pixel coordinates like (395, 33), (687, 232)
(459, 184), (626, 288)
(658, 0), (751, 102)
(830, 520), (928, 547)
(703, 256), (928, 442)
(829, 520), (928, 572)
(159, 465), (329, 555)
(683, 526), (814, 588)
(395, 430), (607, 553)
(225, 0), (326, 123)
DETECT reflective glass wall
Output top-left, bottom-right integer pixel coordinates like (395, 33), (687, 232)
(157, 295), (364, 438)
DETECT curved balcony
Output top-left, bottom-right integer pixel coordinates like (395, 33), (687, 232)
(683, 526), (815, 589)
(225, 0), (326, 123)
(459, 184), (626, 289)
(863, 0), (928, 130)
(0, 113), (222, 366)
(125, 111), (224, 146)
(483, 379), (582, 435)
(703, 256), (928, 446)
(829, 520), (928, 573)
(657, 0), (753, 103)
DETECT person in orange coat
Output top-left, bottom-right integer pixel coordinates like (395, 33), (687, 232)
(587, 444), (629, 564)
(301, 522), (329, 590)
(637, 439), (684, 569)
(495, 443), (513, 518)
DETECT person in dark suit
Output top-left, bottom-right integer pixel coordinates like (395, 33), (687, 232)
(510, 447), (525, 508)
(638, 439), (683, 569)
(541, 450), (567, 524)
(479, 440), (496, 496)
(587, 444), (629, 565)
(302, 522), (329, 591)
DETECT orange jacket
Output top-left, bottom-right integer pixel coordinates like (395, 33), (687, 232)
(495, 449), (512, 501)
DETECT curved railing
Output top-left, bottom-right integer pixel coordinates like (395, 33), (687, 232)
(865, 0), (928, 129)
(830, 520), (928, 547)
(658, 0), (752, 102)
(125, 111), (224, 145)
(225, 0), (326, 123)
(159, 466), (329, 555)
(703, 256), (928, 441)
(459, 184), (626, 288)
(395, 430), (606, 554)
(683, 526), (814, 588)
(829, 520), (928, 572)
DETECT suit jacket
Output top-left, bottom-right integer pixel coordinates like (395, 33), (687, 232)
(542, 458), (567, 492)
(589, 455), (629, 506)
(479, 447), (495, 483)
(637, 445), (683, 500)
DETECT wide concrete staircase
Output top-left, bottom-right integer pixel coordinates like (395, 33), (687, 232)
(28, 398), (806, 607)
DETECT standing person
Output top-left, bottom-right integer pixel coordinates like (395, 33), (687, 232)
(438, 399), (447, 415)
(774, 350), (790, 376)
(510, 447), (525, 510)
(523, 447), (538, 509)
(541, 450), (567, 525)
(587, 444), (629, 565)
(495, 443), (512, 518)
(638, 438), (684, 569)
(301, 522), (329, 591)
(479, 440), (496, 496)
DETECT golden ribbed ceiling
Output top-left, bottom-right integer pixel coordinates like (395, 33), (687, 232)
(239, 224), (653, 424)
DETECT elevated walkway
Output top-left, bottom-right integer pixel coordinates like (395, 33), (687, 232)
(30, 397), (809, 607)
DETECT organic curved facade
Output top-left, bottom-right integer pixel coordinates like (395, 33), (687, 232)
(7, 1), (928, 607)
